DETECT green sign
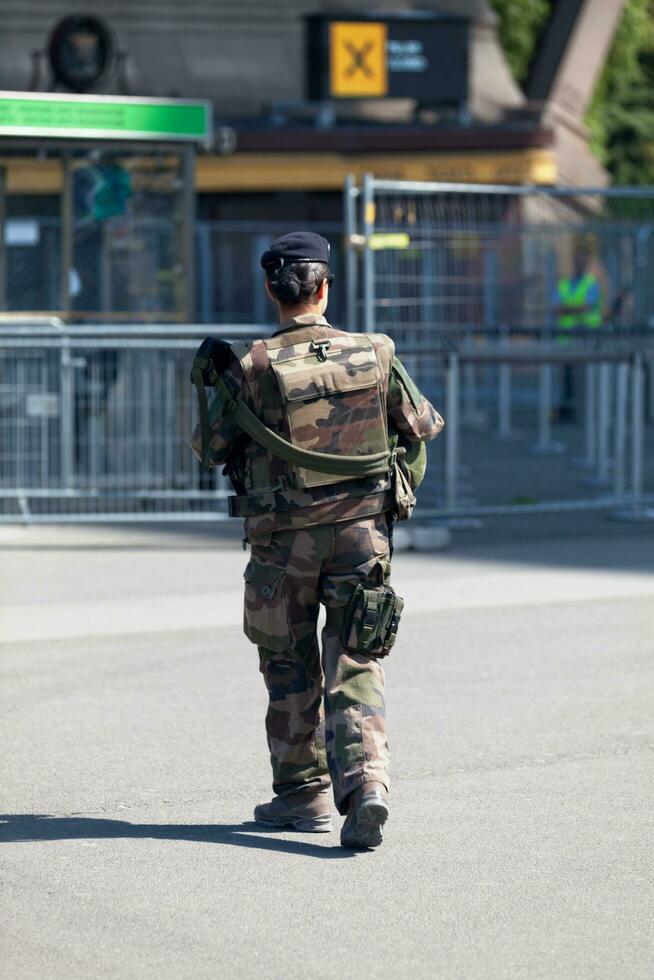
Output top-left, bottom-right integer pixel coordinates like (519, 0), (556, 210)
(0, 92), (211, 143)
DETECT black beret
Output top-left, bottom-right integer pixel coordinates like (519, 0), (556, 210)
(261, 231), (331, 270)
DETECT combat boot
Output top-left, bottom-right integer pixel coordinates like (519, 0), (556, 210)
(254, 787), (332, 833)
(340, 781), (388, 849)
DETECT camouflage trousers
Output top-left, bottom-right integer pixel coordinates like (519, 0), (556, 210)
(243, 513), (391, 814)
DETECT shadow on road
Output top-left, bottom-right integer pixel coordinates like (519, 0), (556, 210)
(0, 814), (353, 859)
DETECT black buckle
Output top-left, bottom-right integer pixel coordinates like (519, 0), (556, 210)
(309, 340), (331, 362)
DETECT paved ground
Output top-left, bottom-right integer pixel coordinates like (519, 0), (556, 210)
(1, 517), (653, 980)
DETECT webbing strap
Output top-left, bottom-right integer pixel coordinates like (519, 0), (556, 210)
(191, 360), (217, 471)
(213, 375), (393, 479)
(360, 592), (380, 643)
(325, 606), (346, 629)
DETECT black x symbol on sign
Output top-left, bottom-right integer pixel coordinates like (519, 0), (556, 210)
(343, 40), (375, 78)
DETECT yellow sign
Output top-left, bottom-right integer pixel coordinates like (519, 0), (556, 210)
(330, 22), (388, 98)
(369, 233), (410, 251)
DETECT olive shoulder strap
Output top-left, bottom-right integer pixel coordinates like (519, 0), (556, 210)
(213, 375), (393, 478)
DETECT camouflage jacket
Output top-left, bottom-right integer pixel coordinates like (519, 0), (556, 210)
(191, 313), (444, 538)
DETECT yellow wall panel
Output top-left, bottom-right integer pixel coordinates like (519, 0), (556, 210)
(1, 148), (558, 194)
(1, 158), (63, 193)
(196, 148), (558, 192)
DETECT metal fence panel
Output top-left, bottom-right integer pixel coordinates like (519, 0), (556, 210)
(2, 215), (347, 325)
(0, 325), (259, 522)
(194, 220), (346, 325)
(357, 179), (654, 346)
(348, 176), (654, 523)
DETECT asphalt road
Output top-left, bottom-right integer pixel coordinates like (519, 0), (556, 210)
(1, 519), (653, 979)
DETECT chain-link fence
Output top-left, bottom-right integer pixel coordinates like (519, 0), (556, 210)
(351, 178), (654, 343)
(345, 176), (654, 523)
(1, 150), (194, 321)
(195, 220), (346, 325)
(2, 215), (346, 323)
(3, 217), (62, 312)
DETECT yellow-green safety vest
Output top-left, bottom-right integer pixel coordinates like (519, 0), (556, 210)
(556, 274), (601, 330)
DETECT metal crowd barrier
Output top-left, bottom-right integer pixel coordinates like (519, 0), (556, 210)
(413, 345), (654, 525)
(0, 323), (652, 525)
(0, 323), (261, 523)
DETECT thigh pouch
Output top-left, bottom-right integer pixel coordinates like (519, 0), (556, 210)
(326, 584), (404, 658)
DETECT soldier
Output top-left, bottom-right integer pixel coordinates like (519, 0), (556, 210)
(191, 231), (443, 848)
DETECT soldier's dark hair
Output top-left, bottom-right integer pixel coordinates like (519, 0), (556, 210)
(265, 260), (332, 307)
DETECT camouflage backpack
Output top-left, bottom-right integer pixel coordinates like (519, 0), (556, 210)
(259, 331), (391, 489)
(191, 336), (424, 521)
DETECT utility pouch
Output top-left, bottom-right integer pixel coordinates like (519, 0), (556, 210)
(342, 584), (404, 658)
(392, 456), (416, 523)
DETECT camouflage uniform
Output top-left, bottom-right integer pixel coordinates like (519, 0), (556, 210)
(191, 313), (443, 814)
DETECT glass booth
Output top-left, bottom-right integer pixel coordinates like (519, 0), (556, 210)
(0, 93), (211, 322)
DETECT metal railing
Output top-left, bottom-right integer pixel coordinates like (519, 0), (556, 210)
(0, 322), (262, 523)
(427, 345), (654, 525)
(2, 175), (654, 526)
(2, 321), (652, 525)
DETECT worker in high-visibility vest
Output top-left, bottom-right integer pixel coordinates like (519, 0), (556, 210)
(554, 272), (602, 337)
(552, 246), (603, 420)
